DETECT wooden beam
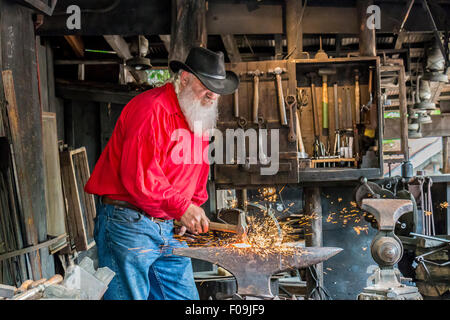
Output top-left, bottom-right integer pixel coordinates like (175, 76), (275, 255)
(221, 34), (241, 63)
(170, 0), (207, 63)
(55, 79), (141, 104)
(54, 59), (121, 65)
(304, 187), (323, 299)
(398, 63), (409, 160)
(64, 35), (84, 58)
(103, 35), (146, 83)
(285, 0), (303, 59)
(357, 0), (376, 57)
(159, 35), (171, 53)
(274, 34), (283, 60)
(394, 0), (416, 50)
(384, 114), (450, 139)
(103, 35), (131, 60)
(37, 2), (450, 36)
(443, 136), (450, 174)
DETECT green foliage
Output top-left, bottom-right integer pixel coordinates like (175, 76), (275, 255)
(147, 69), (171, 86)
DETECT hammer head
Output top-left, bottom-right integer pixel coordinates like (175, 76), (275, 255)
(268, 67), (286, 75)
(248, 70), (263, 77)
(318, 68), (336, 76)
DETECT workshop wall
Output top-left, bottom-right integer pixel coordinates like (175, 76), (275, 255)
(0, 1), (54, 280)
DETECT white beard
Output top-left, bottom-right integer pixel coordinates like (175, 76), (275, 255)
(176, 84), (218, 136)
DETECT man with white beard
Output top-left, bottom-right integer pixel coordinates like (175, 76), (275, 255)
(85, 47), (239, 300)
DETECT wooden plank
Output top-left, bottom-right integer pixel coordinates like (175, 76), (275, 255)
(73, 149), (96, 237)
(59, 149), (88, 252)
(1, 2), (56, 279)
(42, 112), (67, 252)
(1, 70), (42, 279)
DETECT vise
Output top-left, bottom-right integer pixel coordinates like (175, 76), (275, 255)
(358, 198), (422, 300)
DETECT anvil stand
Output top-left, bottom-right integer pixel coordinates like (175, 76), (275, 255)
(358, 199), (422, 300)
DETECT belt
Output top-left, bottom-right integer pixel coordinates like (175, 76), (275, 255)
(101, 196), (170, 223)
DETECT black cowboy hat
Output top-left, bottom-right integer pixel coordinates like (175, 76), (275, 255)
(169, 47), (239, 95)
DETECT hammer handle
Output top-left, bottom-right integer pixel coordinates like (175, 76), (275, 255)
(209, 221), (238, 234)
(322, 79), (329, 136)
(252, 75), (259, 124)
(174, 220), (238, 234)
(295, 109), (306, 154)
(234, 89), (239, 118)
(355, 74), (360, 124)
(276, 74), (288, 126)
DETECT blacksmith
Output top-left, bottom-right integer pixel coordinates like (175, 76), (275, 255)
(85, 47), (239, 300)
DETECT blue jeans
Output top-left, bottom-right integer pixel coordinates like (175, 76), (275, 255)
(94, 201), (199, 300)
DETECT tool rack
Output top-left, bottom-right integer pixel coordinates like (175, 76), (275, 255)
(214, 57), (384, 188)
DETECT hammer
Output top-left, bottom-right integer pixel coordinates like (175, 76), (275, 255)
(247, 70), (263, 124)
(318, 68), (336, 152)
(175, 211), (249, 243)
(268, 67), (288, 126)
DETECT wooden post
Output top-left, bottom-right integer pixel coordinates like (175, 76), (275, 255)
(285, 0), (303, 59)
(398, 63), (409, 160)
(169, 0), (207, 63)
(221, 34), (241, 63)
(304, 187), (323, 299)
(443, 136), (449, 174)
(357, 0), (376, 57)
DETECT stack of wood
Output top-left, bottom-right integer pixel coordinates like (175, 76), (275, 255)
(414, 235), (450, 299)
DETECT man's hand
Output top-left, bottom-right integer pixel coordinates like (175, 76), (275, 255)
(178, 204), (210, 235)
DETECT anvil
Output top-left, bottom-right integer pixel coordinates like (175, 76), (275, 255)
(173, 244), (342, 298)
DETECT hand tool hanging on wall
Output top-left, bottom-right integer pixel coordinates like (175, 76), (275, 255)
(353, 70), (361, 162)
(295, 91), (308, 159)
(248, 70), (263, 125)
(318, 68), (336, 155)
(345, 87), (353, 159)
(333, 83), (341, 157)
(268, 67), (288, 126)
(285, 95), (297, 143)
(307, 72), (324, 158)
(354, 69), (361, 125)
(234, 86), (240, 118)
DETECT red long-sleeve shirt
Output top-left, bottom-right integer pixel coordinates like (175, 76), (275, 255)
(84, 83), (210, 220)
